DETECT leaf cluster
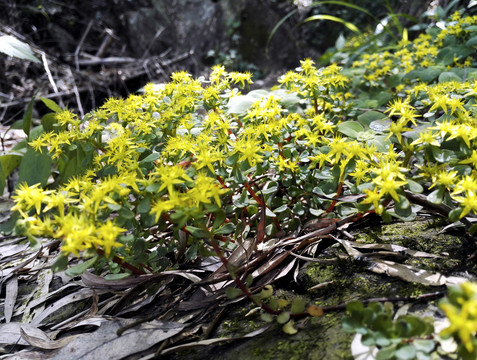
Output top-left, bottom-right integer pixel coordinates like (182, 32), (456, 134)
(343, 281), (477, 360)
(343, 301), (435, 360)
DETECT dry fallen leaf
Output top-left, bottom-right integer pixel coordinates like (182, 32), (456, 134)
(81, 271), (156, 289)
(0, 322), (51, 346)
(369, 260), (467, 286)
(20, 328), (77, 350)
(307, 304), (324, 317)
(31, 288), (102, 326)
(4, 275), (18, 323)
(51, 318), (185, 360)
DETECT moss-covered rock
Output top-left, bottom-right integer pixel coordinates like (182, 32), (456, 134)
(165, 218), (472, 359)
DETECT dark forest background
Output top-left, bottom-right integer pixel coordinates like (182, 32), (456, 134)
(0, 0), (469, 122)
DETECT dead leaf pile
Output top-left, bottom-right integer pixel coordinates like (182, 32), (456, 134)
(0, 215), (474, 359)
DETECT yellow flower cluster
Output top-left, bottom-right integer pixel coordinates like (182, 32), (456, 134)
(11, 11), (477, 267)
(13, 66), (256, 258)
(353, 11), (477, 86)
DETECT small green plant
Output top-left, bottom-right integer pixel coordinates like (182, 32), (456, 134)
(343, 301), (436, 360)
(342, 282), (477, 360)
(226, 278), (324, 335)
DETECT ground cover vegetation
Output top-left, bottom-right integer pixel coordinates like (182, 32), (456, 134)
(4, 2), (477, 359)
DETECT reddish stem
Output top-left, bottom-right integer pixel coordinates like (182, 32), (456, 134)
(244, 181), (264, 206)
(244, 181), (282, 231)
(325, 181), (343, 213)
(209, 237), (280, 315)
(214, 234), (234, 243)
(216, 175), (229, 189)
(271, 217), (281, 231)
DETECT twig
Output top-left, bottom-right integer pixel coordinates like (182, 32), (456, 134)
(402, 189), (451, 217)
(95, 28), (115, 58)
(209, 237), (281, 316)
(0, 92), (13, 124)
(67, 67), (83, 117)
(77, 57), (137, 66)
(0, 88), (89, 108)
(161, 50), (194, 66)
(320, 290), (446, 312)
(40, 51), (64, 108)
(141, 26), (165, 59)
(87, 81), (95, 110)
(75, 19), (94, 71)
(403, 189), (474, 228)
(203, 306), (228, 339)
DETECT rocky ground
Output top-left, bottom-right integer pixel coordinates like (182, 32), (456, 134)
(1, 215), (474, 359)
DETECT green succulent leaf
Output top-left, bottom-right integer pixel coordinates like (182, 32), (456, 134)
(65, 256), (98, 277)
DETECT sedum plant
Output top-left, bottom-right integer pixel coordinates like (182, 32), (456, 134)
(9, 9), (477, 275)
(10, 60), (356, 274)
(7, 9), (477, 356)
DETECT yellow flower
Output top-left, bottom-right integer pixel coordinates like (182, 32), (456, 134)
(95, 220), (125, 257)
(440, 282), (477, 353)
(232, 136), (264, 166)
(299, 58), (316, 75)
(56, 109), (80, 127)
(43, 190), (76, 217)
(362, 188), (383, 214)
(152, 164), (193, 195)
(327, 137), (348, 164)
(373, 177), (407, 202)
(446, 124), (476, 148)
(151, 198), (176, 223)
(57, 213), (96, 256)
(308, 152), (328, 169)
(386, 120), (411, 144)
(430, 170), (458, 189)
(386, 97), (420, 125)
(12, 183), (52, 215)
(187, 174), (228, 207)
(452, 191), (477, 218)
(349, 160), (369, 185)
(275, 156), (298, 173)
(228, 71), (254, 88)
(210, 65), (227, 85)
(411, 130), (441, 147)
(193, 146), (224, 173)
(459, 150), (477, 168)
(453, 175), (477, 195)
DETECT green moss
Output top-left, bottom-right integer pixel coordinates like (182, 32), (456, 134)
(163, 218), (468, 360)
(228, 316), (353, 360)
(216, 302), (265, 338)
(352, 218), (467, 273)
(165, 311), (352, 360)
(298, 218), (465, 309)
